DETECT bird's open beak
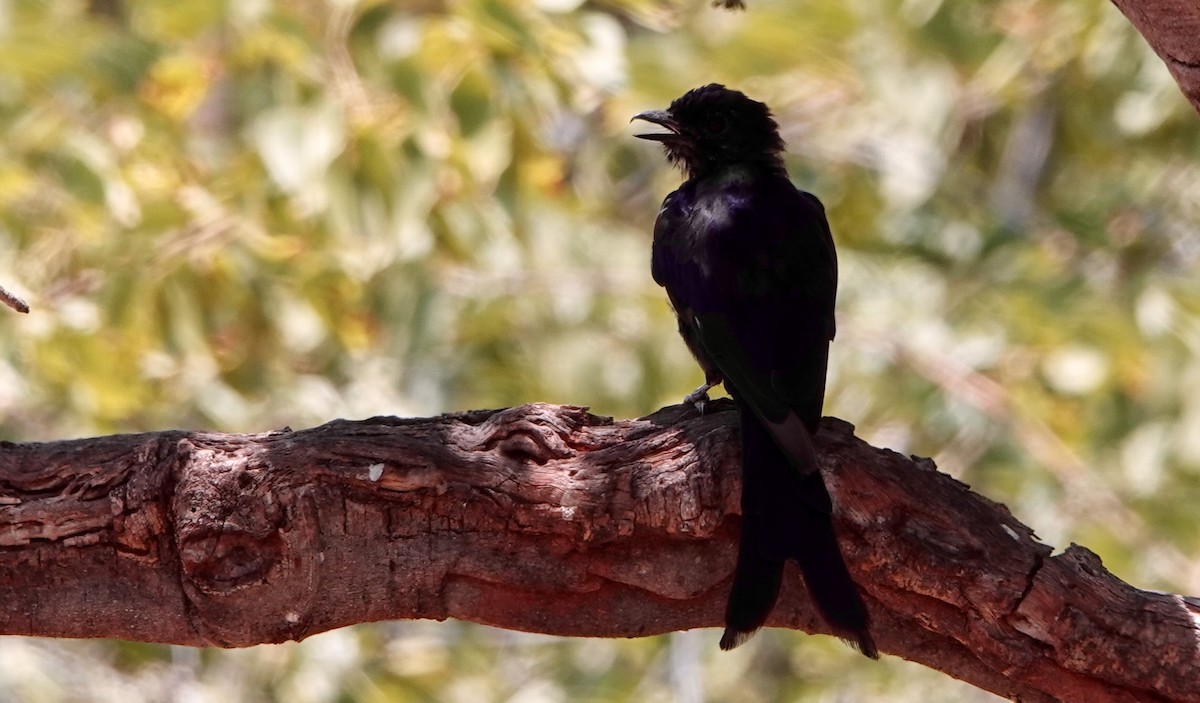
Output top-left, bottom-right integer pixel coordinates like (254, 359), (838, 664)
(631, 109), (680, 142)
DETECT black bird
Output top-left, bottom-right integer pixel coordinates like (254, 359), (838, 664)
(633, 84), (877, 657)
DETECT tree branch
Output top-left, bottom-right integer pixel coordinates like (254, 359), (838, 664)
(0, 402), (1196, 701)
(1112, 0), (1200, 115)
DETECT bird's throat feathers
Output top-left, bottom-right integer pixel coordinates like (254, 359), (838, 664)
(696, 164), (758, 194)
(675, 148), (785, 182)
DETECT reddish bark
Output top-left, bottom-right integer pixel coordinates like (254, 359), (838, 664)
(1, 402), (1197, 701)
(1112, 0), (1200, 115)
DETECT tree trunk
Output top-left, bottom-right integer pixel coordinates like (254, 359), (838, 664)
(1, 401), (1196, 702)
(1112, 0), (1200, 115)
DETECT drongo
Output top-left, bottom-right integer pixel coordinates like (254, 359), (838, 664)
(633, 84), (877, 657)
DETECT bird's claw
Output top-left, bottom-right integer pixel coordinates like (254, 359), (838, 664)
(684, 381), (718, 415)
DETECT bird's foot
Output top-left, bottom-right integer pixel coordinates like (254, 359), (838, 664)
(684, 381), (718, 415)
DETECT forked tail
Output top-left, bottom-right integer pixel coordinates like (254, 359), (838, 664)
(721, 403), (877, 657)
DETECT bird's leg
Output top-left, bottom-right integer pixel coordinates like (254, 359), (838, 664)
(684, 377), (721, 415)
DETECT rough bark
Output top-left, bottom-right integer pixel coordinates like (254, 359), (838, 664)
(1, 402), (1197, 701)
(1112, 0), (1200, 115)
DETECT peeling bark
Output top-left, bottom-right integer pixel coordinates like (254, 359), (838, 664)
(1112, 0), (1200, 115)
(1, 402), (1197, 701)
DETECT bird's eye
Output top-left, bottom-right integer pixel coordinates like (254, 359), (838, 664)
(705, 115), (728, 135)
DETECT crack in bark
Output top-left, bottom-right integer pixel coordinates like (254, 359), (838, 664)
(1165, 51), (1200, 71)
(1013, 546), (1048, 619)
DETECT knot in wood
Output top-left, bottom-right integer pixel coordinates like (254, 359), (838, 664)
(168, 439), (324, 645)
(178, 527), (284, 595)
(473, 405), (581, 464)
(171, 440), (289, 596)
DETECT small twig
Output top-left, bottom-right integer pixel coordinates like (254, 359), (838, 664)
(0, 284), (29, 313)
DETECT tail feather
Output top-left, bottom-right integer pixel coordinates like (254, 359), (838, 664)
(720, 516), (784, 650)
(723, 402), (877, 657)
(790, 472), (878, 658)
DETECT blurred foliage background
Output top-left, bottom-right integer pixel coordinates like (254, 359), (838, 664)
(0, 0), (1197, 700)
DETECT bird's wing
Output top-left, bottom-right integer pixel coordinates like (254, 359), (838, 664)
(655, 177), (837, 480)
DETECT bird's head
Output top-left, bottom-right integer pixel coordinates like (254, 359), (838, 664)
(632, 84), (785, 179)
